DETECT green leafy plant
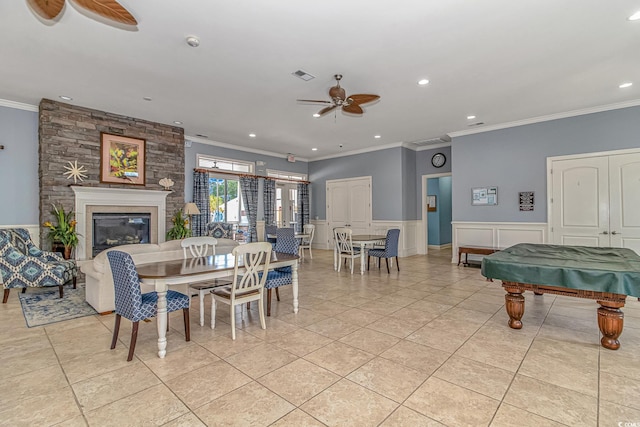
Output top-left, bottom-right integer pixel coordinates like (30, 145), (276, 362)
(43, 204), (79, 248)
(166, 209), (192, 240)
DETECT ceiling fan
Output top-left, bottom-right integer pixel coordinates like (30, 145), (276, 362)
(28, 0), (137, 25)
(298, 74), (380, 116)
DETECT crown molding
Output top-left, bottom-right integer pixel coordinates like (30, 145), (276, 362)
(449, 99), (640, 138)
(186, 134), (310, 163)
(0, 99), (38, 112)
(414, 141), (452, 151)
(311, 141), (407, 161)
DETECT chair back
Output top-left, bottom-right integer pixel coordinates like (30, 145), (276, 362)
(384, 229), (401, 256)
(181, 236), (218, 258)
(107, 251), (143, 320)
(231, 242), (272, 298)
(275, 228), (299, 256)
(302, 224), (315, 244)
(334, 227), (354, 254)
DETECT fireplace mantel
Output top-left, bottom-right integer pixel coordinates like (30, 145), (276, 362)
(72, 186), (170, 260)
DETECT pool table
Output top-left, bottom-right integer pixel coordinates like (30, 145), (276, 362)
(482, 243), (640, 350)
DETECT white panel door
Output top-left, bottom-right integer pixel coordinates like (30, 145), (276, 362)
(551, 156), (609, 246)
(327, 183), (350, 225)
(609, 152), (640, 253)
(347, 178), (371, 235)
(327, 177), (372, 245)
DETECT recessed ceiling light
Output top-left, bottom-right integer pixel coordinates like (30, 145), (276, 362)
(417, 79), (429, 85)
(173, 121), (183, 125)
(143, 96), (152, 101)
(313, 113), (321, 118)
(619, 82), (633, 88)
(467, 115), (476, 120)
(312, 148), (318, 151)
(59, 95), (73, 101)
(628, 11), (640, 20)
(249, 133), (256, 138)
(374, 135), (381, 139)
(186, 36), (200, 47)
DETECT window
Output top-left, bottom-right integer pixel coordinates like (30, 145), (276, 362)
(196, 155), (254, 224)
(267, 169), (307, 181)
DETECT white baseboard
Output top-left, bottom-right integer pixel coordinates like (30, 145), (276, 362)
(452, 221), (547, 264)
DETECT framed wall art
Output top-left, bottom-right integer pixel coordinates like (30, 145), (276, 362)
(100, 133), (146, 185)
(427, 195), (437, 212)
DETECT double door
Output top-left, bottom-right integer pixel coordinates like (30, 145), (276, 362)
(550, 151), (640, 254)
(327, 177), (372, 244)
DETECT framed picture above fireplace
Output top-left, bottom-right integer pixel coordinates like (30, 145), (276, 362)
(100, 133), (146, 185)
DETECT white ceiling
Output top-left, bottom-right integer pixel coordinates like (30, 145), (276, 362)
(1, 0), (639, 160)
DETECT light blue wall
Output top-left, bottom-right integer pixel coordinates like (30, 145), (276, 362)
(452, 106), (640, 222)
(309, 147), (411, 221)
(427, 179), (440, 245)
(427, 176), (452, 246)
(439, 176), (452, 244)
(415, 146), (452, 219)
(401, 147), (417, 220)
(0, 106), (39, 225)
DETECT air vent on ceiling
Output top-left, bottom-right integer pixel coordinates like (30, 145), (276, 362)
(292, 70), (315, 81)
(468, 122), (485, 127)
(412, 135), (452, 146)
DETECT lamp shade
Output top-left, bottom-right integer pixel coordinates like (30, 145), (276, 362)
(183, 203), (200, 215)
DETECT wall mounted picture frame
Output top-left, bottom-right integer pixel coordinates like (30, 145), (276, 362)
(472, 186), (498, 206)
(100, 132), (146, 185)
(427, 195), (437, 212)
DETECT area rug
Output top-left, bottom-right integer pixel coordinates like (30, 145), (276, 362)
(18, 285), (97, 328)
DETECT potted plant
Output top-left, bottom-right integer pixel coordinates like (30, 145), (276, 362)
(166, 209), (192, 240)
(43, 204), (79, 259)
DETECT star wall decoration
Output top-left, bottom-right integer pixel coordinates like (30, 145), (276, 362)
(63, 160), (88, 184)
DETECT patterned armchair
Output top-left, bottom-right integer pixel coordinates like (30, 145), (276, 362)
(206, 222), (236, 240)
(0, 228), (78, 303)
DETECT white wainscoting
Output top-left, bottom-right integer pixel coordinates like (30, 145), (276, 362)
(452, 221), (547, 264)
(0, 224), (41, 247)
(310, 220), (419, 257)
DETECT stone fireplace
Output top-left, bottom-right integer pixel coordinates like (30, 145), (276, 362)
(72, 186), (170, 260)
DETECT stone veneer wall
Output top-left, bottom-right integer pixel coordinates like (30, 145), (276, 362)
(38, 99), (185, 249)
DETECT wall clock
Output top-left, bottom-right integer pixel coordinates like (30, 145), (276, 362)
(431, 153), (446, 168)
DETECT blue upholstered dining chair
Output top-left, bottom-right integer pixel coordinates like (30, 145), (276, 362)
(367, 228), (400, 273)
(367, 229), (400, 273)
(107, 251), (190, 361)
(265, 224), (278, 244)
(264, 227), (298, 316)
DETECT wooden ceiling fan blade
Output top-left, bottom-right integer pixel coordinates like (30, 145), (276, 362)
(318, 105), (338, 116)
(28, 0), (65, 19)
(342, 104), (363, 115)
(297, 99), (333, 104)
(73, 0), (137, 24)
(348, 94), (380, 104)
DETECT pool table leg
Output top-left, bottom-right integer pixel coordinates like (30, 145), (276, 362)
(597, 300), (624, 350)
(504, 286), (525, 329)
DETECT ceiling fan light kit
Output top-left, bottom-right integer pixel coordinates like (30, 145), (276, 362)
(298, 74), (380, 117)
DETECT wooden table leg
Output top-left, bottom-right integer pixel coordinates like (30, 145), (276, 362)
(457, 248), (463, 266)
(503, 285), (525, 329)
(597, 300), (624, 350)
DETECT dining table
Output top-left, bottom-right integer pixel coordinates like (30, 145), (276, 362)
(334, 234), (386, 275)
(136, 251), (300, 358)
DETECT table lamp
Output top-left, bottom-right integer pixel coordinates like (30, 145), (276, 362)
(183, 202), (201, 233)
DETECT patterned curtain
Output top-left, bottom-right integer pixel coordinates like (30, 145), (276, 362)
(297, 183), (310, 233)
(240, 176), (259, 242)
(192, 170), (210, 236)
(263, 178), (276, 227)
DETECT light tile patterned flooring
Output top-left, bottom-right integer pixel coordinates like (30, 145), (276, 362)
(1, 248), (640, 426)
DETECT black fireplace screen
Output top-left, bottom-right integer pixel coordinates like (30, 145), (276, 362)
(92, 213), (151, 257)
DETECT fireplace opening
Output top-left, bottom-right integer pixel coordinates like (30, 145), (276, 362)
(92, 213), (151, 257)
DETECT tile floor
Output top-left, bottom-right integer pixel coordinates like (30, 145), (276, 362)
(1, 248), (639, 426)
